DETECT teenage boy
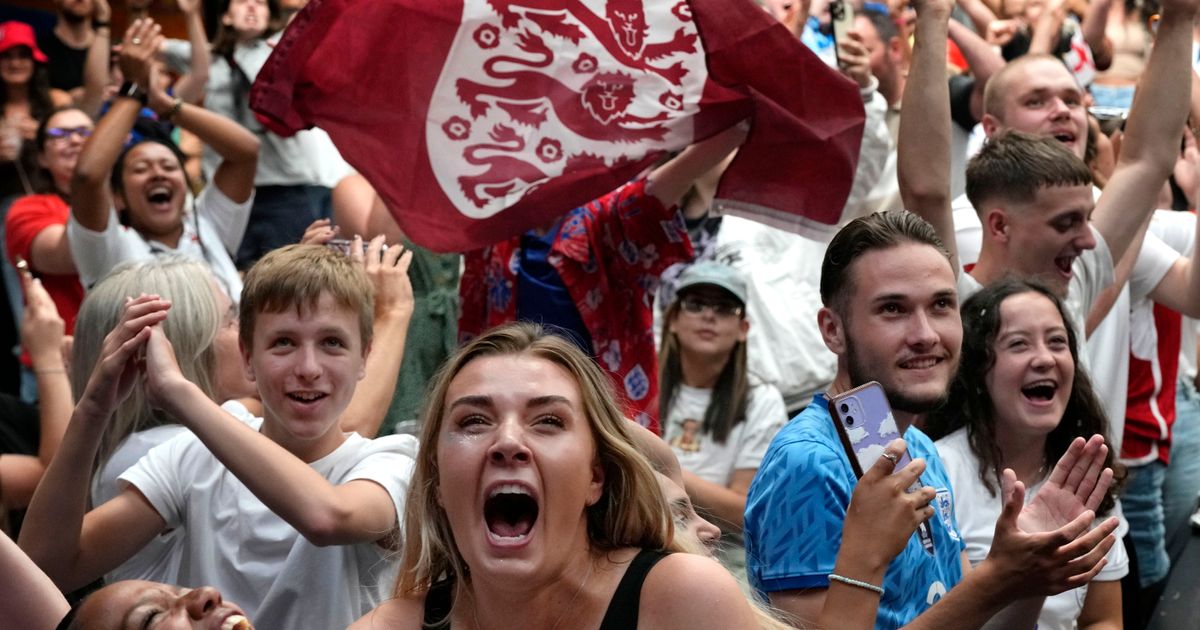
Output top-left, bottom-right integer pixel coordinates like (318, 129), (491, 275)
(20, 245), (417, 630)
(745, 1), (1119, 627)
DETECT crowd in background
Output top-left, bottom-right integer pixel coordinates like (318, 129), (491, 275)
(1, 0), (1199, 628)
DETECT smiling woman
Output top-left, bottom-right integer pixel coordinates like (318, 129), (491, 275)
(925, 278), (1127, 630)
(349, 322), (760, 630)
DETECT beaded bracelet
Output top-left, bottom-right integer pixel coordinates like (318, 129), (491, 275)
(829, 573), (885, 596)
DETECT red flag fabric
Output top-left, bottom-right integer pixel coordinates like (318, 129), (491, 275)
(252, 0), (864, 252)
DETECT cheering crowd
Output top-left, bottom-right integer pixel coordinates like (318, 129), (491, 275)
(1, 0), (1200, 627)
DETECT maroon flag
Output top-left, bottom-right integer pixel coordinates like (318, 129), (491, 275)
(252, 0), (864, 252)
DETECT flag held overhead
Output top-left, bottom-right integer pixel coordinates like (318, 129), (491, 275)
(252, 0), (864, 252)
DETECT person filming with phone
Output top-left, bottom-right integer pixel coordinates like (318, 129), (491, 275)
(745, 2), (1121, 628)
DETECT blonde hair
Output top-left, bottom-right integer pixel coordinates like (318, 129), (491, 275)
(71, 257), (221, 477)
(238, 244), (374, 352)
(395, 323), (674, 597)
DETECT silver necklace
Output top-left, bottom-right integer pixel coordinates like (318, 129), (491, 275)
(471, 559), (594, 630)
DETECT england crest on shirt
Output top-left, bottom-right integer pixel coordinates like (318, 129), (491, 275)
(935, 488), (960, 542)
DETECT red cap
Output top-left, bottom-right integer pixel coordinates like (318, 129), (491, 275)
(0, 21), (49, 64)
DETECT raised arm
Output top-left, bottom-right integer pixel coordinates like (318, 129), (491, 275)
(1081, 0), (1115, 70)
(1090, 0), (1198, 264)
(338, 236), (415, 438)
(170, 0), (212, 105)
(1028, 0), (1069, 55)
(19, 268), (71, 469)
(0, 530), (70, 630)
(898, 0), (957, 271)
(946, 18), (1007, 124)
(70, 20), (162, 234)
(143, 326), (407, 547)
(1143, 136), (1200, 317)
(79, 0), (112, 118)
(646, 122), (749, 209)
(956, 0), (1001, 38)
(19, 296), (171, 591)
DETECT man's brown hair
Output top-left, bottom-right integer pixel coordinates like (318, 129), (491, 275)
(238, 244), (374, 351)
(965, 130), (1093, 213)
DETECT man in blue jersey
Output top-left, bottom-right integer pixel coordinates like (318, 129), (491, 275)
(745, 5), (1119, 625)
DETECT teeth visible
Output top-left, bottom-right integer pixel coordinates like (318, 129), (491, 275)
(902, 358), (937, 369)
(290, 392), (324, 401)
(221, 615), (251, 630)
(489, 483), (531, 498)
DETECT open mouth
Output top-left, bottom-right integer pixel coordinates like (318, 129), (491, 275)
(484, 484), (539, 541)
(221, 614), (253, 630)
(1054, 256), (1074, 276)
(287, 391), (327, 404)
(145, 185), (174, 211)
(1052, 132), (1076, 145)
(1021, 380), (1058, 402)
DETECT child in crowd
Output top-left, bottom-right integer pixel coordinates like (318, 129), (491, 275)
(19, 244), (417, 630)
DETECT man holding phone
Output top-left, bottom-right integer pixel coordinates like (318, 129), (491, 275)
(743, 1), (1119, 627)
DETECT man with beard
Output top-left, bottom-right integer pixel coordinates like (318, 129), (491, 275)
(743, 4), (1119, 628)
(36, 0), (102, 97)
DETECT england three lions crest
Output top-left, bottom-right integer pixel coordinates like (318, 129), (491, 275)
(426, 0), (707, 219)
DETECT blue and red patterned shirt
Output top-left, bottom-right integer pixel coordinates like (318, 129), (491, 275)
(459, 178), (693, 433)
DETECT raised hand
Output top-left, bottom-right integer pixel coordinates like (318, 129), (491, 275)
(176, 0), (201, 15)
(300, 218), (341, 246)
(142, 324), (188, 415)
(841, 439), (937, 572)
(351, 235), (415, 321)
(836, 30), (874, 90)
(77, 295), (169, 420)
(983, 436), (1119, 598)
(118, 18), (164, 90)
(1019, 435), (1114, 533)
(18, 262), (66, 371)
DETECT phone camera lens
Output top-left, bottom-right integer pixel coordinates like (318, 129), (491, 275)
(840, 403), (849, 413)
(845, 416), (854, 426)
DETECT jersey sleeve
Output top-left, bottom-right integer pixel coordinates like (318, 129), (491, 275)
(745, 436), (855, 592)
(6, 196), (60, 266)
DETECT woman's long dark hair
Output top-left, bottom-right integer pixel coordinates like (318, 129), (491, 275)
(925, 278), (1123, 514)
(1, 60), (55, 122)
(658, 292), (750, 445)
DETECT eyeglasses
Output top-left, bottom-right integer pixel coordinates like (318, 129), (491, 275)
(679, 295), (743, 318)
(45, 127), (92, 142)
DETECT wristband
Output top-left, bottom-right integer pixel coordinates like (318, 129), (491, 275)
(829, 573), (885, 595)
(118, 80), (148, 106)
(163, 97), (184, 121)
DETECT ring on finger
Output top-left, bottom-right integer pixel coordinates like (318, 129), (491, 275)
(882, 452), (899, 464)
(132, 37), (143, 45)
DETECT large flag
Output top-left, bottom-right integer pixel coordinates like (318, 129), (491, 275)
(252, 0), (864, 252)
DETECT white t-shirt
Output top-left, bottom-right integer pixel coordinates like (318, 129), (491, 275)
(662, 381), (787, 486)
(936, 429), (1128, 630)
(67, 185), (251, 301)
(120, 422), (417, 630)
(92, 401), (259, 584)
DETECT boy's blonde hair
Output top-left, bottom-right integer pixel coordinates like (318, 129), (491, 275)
(238, 245), (374, 352)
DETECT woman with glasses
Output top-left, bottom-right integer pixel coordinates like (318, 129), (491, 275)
(657, 261), (786, 577)
(5, 107), (94, 350)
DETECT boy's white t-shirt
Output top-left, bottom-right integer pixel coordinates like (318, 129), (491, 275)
(936, 429), (1128, 630)
(662, 381), (787, 486)
(120, 421), (417, 630)
(92, 401), (259, 584)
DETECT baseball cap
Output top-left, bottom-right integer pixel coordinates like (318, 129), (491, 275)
(0, 22), (48, 63)
(676, 261), (748, 305)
